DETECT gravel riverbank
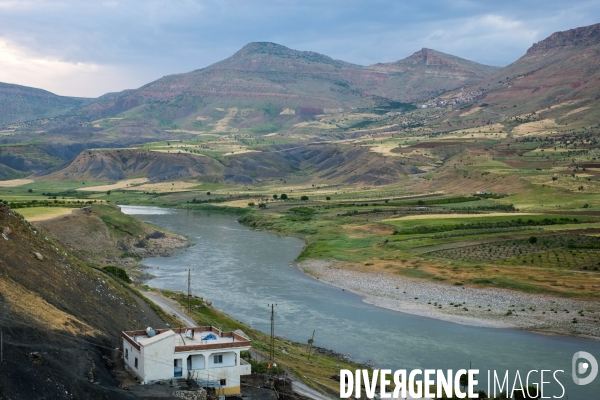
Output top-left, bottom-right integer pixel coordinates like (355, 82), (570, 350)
(298, 259), (600, 340)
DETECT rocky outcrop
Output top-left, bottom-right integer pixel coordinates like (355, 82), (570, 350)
(528, 23), (600, 53)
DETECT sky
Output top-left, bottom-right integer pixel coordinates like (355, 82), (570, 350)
(0, 0), (598, 98)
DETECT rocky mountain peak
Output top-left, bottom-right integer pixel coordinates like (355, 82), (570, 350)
(527, 23), (600, 53)
(227, 42), (343, 66)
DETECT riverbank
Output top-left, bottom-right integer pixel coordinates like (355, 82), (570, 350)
(298, 259), (600, 340)
(32, 204), (191, 283)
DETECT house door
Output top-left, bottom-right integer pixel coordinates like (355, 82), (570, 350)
(174, 359), (183, 377)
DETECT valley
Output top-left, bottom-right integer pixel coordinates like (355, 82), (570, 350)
(1, 21), (600, 399)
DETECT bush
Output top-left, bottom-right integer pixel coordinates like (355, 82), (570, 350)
(248, 359), (284, 374)
(280, 194), (288, 200)
(300, 195), (309, 201)
(103, 266), (132, 284)
(529, 236), (537, 244)
(325, 196), (331, 201)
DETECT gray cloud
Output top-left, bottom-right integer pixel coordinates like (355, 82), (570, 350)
(0, 0), (598, 96)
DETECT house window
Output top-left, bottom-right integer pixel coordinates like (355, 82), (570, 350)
(220, 379), (226, 386)
(125, 349), (128, 359)
(214, 354), (223, 364)
(134, 357), (138, 369)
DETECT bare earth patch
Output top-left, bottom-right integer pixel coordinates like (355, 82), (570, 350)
(0, 178), (34, 187)
(18, 207), (76, 222)
(123, 181), (200, 192)
(77, 178), (148, 192)
(0, 277), (97, 335)
(512, 119), (559, 136)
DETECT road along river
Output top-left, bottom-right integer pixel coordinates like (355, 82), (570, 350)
(121, 206), (600, 398)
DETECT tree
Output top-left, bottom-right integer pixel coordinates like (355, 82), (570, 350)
(300, 195), (309, 201)
(206, 191), (211, 195)
(529, 236), (537, 244)
(476, 390), (487, 399)
(273, 194), (278, 199)
(280, 194), (288, 200)
(459, 372), (468, 392)
(27, 188), (33, 193)
(325, 196), (331, 201)
(258, 203), (267, 209)
(106, 190), (111, 195)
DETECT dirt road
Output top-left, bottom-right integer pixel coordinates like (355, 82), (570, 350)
(142, 291), (197, 326)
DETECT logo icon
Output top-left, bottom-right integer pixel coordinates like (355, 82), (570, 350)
(572, 351), (598, 385)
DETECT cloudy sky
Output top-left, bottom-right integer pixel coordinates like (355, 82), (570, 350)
(0, 0), (598, 97)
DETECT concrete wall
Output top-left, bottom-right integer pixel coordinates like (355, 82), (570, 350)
(208, 351), (236, 368)
(188, 354), (205, 370)
(141, 332), (177, 384)
(123, 338), (144, 381)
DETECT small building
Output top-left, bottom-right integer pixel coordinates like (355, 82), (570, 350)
(122, 326), (251, 395)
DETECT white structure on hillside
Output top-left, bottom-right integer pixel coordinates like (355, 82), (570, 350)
(122, 326), (251, 395)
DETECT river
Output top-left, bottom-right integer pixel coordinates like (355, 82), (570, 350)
(121, 206), (600, 398)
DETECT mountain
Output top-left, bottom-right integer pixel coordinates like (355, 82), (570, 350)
(78, 43), (499, 122)
(368, 48), (501, 101)
(0, 82), (87, 127)
(465, 23), (600, 121)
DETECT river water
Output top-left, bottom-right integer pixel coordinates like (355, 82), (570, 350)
(121, 206), (600, 397)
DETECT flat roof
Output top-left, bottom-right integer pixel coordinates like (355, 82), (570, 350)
(122, 326), (251, 351)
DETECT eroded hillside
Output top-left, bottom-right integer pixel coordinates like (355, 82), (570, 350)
(0, 203), (171, 399)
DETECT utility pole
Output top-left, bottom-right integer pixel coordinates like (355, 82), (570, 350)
(269, 304), (277, 361)
(307, 330), (315, 361)
(186, 269), (194, 316)
(187, 269), (191, 315)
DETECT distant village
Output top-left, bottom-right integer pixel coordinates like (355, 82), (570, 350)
(421, 88), (486, 109)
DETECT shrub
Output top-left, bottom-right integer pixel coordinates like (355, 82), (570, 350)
(300, 195), (309, 201)
(529, 236), (537, 244)
(103, 266), (132, 284)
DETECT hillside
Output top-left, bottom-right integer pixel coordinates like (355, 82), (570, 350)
(456, 23), (600, 123)
(0, 203), (172, 399)
(0, 82), (86, 127)
(368, 48), (501, 101)
(35, 204), (189, 281)
(40, 144), (423, 185)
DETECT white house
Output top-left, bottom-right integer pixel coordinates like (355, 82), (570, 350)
(122, 326), (251, 395)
